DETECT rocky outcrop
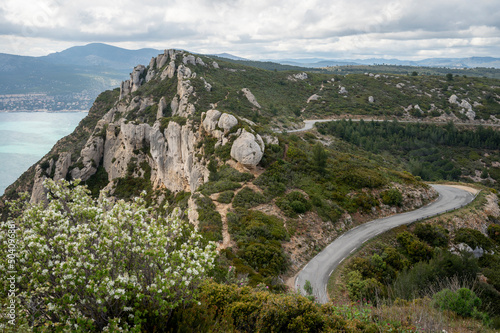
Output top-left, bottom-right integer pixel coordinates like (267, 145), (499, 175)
(307, 94), (320, 103)
(120, 65), (146, 99)
(161, 61), (176, 80)
(183, 55), (196, 65)
(241, 88), (261, 108)
(173, 64), (196, 117)
(157, 97), (167, 120)
(145, 58), (156, 82)
(449, 94), (476, 120)
(149, 121), (208, 192)
(339, 86), (348, 94)
(26, 49), (267, 205)
(288, 72), (308, 81)
(230, 129), (264, 167)
(368, 96), (374, 103)
(30, 165), (48, 204)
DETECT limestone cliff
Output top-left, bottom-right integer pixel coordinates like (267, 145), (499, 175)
(28, 49), (266, 204)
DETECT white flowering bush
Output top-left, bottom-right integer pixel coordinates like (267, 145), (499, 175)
(0, 179), (216, 331)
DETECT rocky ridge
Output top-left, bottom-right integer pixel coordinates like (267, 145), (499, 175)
(29, 49), (269, 205)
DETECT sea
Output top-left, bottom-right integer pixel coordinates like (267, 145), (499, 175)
(0, 112), (87, 196)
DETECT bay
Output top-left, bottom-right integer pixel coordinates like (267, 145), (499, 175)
(0, 112), (87, 195)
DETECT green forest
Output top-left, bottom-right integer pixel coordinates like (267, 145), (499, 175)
(317, 120), (500, 186)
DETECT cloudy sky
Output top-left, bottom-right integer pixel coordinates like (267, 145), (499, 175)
(0, 0), (499, 60)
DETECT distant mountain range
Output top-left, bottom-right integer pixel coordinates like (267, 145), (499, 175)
(1, 43), (499, 112)
(264, 56), (500, 69)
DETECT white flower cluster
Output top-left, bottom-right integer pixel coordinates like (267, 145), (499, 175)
(0, 179), (217, 330)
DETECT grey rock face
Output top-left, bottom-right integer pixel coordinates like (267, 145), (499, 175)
(212, 61), (219, 69)
(339, 86), (348, 94)
(158, 97), (167, 120)
(158, 53), (169, 68)
(203, 110), (222, 132)
(368, 96), (374, 103)
(53, 152), (72, 181)
(230, 130), (264, 167)
(130, 65), (146, 92)
(30, 165), (48, 204)
(183, 55), (196, 65)
(161, 61), (176, 80)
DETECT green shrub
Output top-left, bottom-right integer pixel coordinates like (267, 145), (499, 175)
(392, 251), (479, 300)
(200, 179), (242, 196)
(232, 187), (267, 209)
(380, 188), (403, 206)
(414, 223), (449, 247)
(487, 224), (500, 244)
(432, 288), (482, 317)
(229, 210), (289, 243)
(353, 192), (379, 213)
(218, 165), (254, 182)
(276, 191), (312, 217)
(217, 190), (234, 204)
(346, 270), (384, 302)
(195, 195), (223, 242)
(84, 165), (109, 197)
(238, 242), (287, 276)
(454, 228), (494, 251)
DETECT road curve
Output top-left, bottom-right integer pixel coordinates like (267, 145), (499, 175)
(295, 184), (476, 304)
(284, 118), (500, 133)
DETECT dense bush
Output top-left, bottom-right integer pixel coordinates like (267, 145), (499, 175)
(432, 288), (482, 317)
(217, 190), (235, 204)
(0, 180), (216, 331)
(195, 195), (223, 242)
(276, 191), (312, 217)
(238, 242), (287, 276)
(229, 210), (289, 243)
(391, 251), (479, 300)
(487, 224), (500, 244)
(414, 223), (449, 247)
(169, 280), (418, 332)
(232, 187), (267, 209)
(380, 188), (403, 207)
(346, 270), (385, 302)
(454, 228), (494, 251)
(199, 179), (242, 196)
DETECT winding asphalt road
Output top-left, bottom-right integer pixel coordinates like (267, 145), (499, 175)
(284, 118), (500, 133)
(295, 184), (477, 304)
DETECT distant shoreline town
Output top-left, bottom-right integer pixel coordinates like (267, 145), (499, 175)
(0, 93), (93, 112)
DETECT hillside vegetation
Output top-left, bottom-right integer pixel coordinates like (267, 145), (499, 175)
(1, 50), (499, 331)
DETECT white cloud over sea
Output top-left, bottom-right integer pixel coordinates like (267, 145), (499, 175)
(0, 0), (499, 59)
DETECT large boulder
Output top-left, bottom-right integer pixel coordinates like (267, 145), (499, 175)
(230, 130), (264, 167)
(218, 113), (238, 132)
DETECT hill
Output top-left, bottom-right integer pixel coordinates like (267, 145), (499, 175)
(1, 49), (499, 331)
(0, 43), (160, 111)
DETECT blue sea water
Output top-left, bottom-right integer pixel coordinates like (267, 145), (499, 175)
(0, 112), (87, 195)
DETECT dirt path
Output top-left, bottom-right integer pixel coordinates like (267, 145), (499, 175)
(215, 162), (265, 251)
